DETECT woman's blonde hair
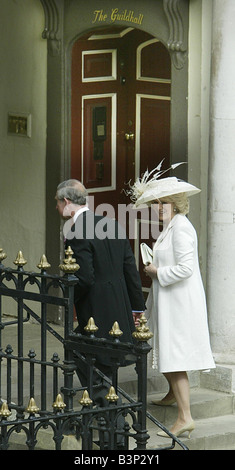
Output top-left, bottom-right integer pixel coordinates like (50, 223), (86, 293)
(159, 192), (190, 215)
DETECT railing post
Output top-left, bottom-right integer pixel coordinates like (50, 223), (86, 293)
(40, 273), (47, 411)
(53, 394), (66, 450)
(84, 317), (98, 400)
(132, 314), (153, 450)
(37, 255), (52, 412)
(5, 345), (13, 405)
(26, 398), (40, 450)
(28, 349), (36, 401)
(105, 386), (119, 450)
(109, 321), (123, 393)
(59, 247), (79, 412)
(14, 251), (27, 419)
(52, 352), (60, 402)
(0, 250), (5, 404)
(80, 390), (93, 450)
(0, 402), (11, 450)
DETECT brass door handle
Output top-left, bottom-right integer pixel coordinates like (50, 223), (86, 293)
(125, 133), (134, 141)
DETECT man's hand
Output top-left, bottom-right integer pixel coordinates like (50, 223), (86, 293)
(132, 312), (144, 327)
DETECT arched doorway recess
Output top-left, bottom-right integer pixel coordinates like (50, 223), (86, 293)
(70, 27), (172, 293)
(71, 28), (171, 208)
(40, 0), (189, 321)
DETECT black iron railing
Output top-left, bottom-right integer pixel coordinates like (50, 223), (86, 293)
(0, 247), (188, 450)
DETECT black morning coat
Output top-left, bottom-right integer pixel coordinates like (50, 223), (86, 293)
(64, 209), (146, 366)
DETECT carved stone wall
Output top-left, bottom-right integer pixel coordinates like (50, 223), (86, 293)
(40, 0), (188, 67)
(40, 0), (63, 55)
(163, 0), (187, 69)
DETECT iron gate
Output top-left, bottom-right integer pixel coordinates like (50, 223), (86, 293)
(0, 246), (188, 450)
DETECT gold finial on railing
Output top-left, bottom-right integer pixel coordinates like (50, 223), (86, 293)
(59, 246), (80, 274)
(37, 254), (51, 271)
(52, 393), (66, 411)
(132, 314), (153, 342)
(84, 317), (98, 334)
(79, 390), (93, 407)
(105, 386), (119, 403)
(0, 402), (12, 418)
(26, 397), (40, 415)
(0, 248), (7, 263)
(13, 251), (27, 267)
(109, 321), (123, 338)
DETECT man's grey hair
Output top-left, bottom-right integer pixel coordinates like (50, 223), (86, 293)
(56, 179), (88, 205)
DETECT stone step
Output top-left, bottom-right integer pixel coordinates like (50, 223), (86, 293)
(146, 414), (235, 450)
(144, 387), (235, 450)
(147, 388), (235, 426)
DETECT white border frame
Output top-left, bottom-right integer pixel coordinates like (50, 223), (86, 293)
(81, 93), (117, 193)
(88, 27), (134, 40)
(82, 49), (117, 82)
(136, 39), (171, 84)
(135, 94), (171, 179)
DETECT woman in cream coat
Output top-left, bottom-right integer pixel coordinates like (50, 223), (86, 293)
(128, 165), (215, 438)
(145, 194), (215, 438)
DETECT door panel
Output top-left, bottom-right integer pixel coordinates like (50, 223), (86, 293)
(82, 50), (116, 81)
(71, 28), (171, 200)
(82, 95), (115, 190)
(138, 95), (170, 176)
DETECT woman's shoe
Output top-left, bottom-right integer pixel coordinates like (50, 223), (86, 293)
(157, 420), (195, 439)
(151, 398), (176, 406)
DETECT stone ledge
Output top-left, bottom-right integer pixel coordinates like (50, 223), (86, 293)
(200, 364), (235, 393)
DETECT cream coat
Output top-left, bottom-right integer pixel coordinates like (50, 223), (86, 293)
(146, 214), (215, 373)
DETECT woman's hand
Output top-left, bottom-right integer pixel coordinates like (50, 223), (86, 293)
(144, 263), (158, 279)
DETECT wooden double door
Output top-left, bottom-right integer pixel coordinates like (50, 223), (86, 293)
(71, 27), (171, 291)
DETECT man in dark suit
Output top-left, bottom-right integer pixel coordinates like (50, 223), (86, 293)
(55, 179), (145, 447)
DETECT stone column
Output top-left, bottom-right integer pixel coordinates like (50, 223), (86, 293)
(207, 0), (235, 364)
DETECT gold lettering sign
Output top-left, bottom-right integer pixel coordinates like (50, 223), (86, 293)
(92, 8), (144, 26)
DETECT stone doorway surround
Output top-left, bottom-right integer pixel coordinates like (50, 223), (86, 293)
(40, 0), (189, 322)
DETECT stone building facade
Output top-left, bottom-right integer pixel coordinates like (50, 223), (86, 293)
(0, 0), (234, 388)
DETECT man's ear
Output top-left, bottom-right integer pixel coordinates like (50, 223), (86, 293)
(64, 197), (71, 206)
(63, 198), (76, 218)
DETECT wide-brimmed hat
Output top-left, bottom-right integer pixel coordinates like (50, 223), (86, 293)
(133, 176), (200, 207)
(125, 160), (201, 207)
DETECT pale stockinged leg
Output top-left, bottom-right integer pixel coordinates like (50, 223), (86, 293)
(157, 371), (195, 438)
(151, 373), (176, 405)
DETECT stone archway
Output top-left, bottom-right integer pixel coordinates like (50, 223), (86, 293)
(40, 0), (189, 323)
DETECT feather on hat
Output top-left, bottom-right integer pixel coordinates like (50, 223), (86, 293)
(125, 160), (201, 207)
